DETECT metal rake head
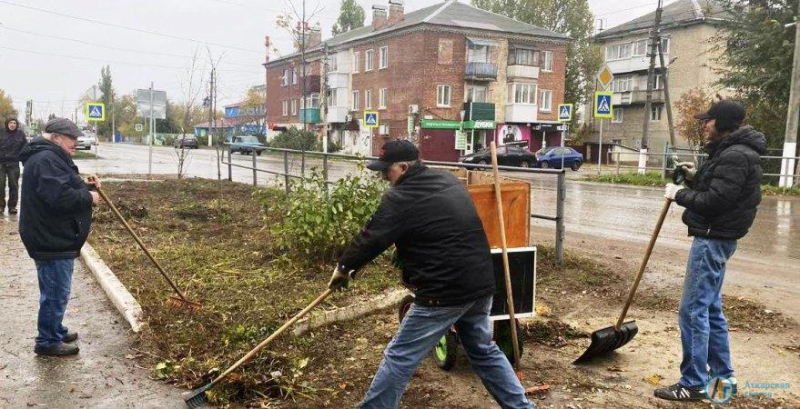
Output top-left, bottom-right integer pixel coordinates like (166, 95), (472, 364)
(183, 383), (212, 408)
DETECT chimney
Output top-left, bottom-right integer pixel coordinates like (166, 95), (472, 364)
(372, 4), (388, 31)
(307, 23), (322, 48)
(388, 0), (404, 25)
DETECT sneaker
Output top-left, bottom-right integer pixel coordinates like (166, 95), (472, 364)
(34, 343), (80, 357)
(8, 208), (17, 214)
(63, 331), (78, 343)
(654, 383), (706, 401)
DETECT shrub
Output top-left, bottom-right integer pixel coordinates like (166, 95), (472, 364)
(270, 127), (317, 151)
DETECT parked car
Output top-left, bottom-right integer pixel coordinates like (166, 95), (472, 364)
(174, 134), (199, 149)
(76, 134), (98, 150)
(534, 146), (584, 171)
(459, 145), (538, 169)
(230, 135), (266, 155)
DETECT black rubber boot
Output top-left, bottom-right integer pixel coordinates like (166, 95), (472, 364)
(34, 343), (80, 357)
(63, 331), (78, 343)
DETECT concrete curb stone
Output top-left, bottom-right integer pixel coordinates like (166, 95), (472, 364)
(80, 244), (145, 332)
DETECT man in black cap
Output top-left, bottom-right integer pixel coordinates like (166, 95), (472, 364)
(0, 118), (29, 214)
(19, 118), (101, 357)
(328, 140), (533, 408)
(655, 101), (766, 401)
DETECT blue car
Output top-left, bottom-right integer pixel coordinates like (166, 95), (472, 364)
(230, 135), (266, 155)
(535, 146), (584, 171)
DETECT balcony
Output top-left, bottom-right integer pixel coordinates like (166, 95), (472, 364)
(465, 62), (498, 81)
(505, 103), (538, 123)
(613, 89), (665, 105)
(463, 102), (496, 121)
(507, 65), (539, 79)
(326, 106), (349, 123)
(606, 54), (668, 75)
(327, 72), (349, 89)
(299, 108), (321, 124)
(301, 75), (321, 93)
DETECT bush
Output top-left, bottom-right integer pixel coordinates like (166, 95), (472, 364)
(256, 164), (386, 268)
(584, 171), (666, 187)
(270, 127), (317, 151)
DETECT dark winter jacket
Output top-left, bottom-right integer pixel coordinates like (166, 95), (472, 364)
(675, 126), (767, 240)
(19, 138), (94, 260)
(0, 118), (29, 164)
(338, 165), (496, 306)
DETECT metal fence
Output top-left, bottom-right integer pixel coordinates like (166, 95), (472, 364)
(222, 145), (568, 262)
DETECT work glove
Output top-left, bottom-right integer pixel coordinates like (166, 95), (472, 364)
(675, 162), (697, 181)
(664, 183), (684, 201)
(328, 267), (354, 291)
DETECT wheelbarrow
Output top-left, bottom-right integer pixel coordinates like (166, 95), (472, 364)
(396, 247), (537, 370)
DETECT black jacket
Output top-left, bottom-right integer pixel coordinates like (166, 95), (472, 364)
(675, 126), (767, 240)
(19, 138), (94, 260)
(338, 165), (496, 306)
(0, 118), (29, 164)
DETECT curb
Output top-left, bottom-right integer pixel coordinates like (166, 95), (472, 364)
(80, 244), (145, 332)
(292, 288), (410, 336)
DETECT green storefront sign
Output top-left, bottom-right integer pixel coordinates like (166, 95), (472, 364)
(463, 120), (496, 130)
(420, 119), (461, 130)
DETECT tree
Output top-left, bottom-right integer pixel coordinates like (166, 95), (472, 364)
(237, 86), (267, 138)
(97, 65), (116, 139)
(472, 0), (602, 106)
(0, 89), (18, 120)
(675, 88), (715, 147)
(331, 0), (366, 36)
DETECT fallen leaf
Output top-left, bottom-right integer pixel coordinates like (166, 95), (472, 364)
(606, 365), (625, 372)
(525, 384), (551, 395)
(645, 374), (664, 385)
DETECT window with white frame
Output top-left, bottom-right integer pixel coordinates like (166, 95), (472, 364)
(650, 105), (662, 121)
(465, 84), (489, 103)
(379, 46), (388, 69)
(467, 44), (490, 63)
(327, 88), (338, 107)
(291, 99), (297, 115)
(351, 90), (360, 111)
(612, 107), (623, 123)
(379, 88), (387, 109)
(282, 100), (288, 116)
(508, 48), (539, 66)
(605, 43), (632, 60)
(364, 89), (372, 109)
(365, 49), (374, 71)
(292, 68), (298, 84)
(611, 76), (633, 93)
(542, 50), (553, 71)
(539, 89), (553, 112)
(507, 83), (536, 104)
(436, 85), (452, 107)
(306, 93), (320, 109)
(659, 38), (670, 54)
(633, 39), (648, 56)
(654, 74), (664, 90)
(352, 52), (360, 73)
(281, 69), (289, 86)
(329, 55), (338, 72)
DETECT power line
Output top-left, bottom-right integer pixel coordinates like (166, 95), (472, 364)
(205, 0), (338, 20)
(0, 0), (263, 55)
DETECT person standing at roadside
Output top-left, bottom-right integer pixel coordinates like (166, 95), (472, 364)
(0, 118), (29, 214)
(19, 118), (101, 357)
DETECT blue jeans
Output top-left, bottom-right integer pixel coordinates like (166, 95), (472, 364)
(678, 237), (737, 388)
(35, 259), (75, 348)
(360, 295), (533, 409)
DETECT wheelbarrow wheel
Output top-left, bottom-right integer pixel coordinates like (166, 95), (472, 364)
(493, 319), (524, 366)
(433, 330), (458, 371)
(397, 294), (415, 323)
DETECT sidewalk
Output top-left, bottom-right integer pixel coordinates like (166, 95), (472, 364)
(0, 212), (184, 408)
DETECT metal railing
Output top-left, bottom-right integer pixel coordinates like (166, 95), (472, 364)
(222, 145), (568, 262)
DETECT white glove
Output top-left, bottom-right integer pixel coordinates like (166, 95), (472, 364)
(675, 162), (697, 181)
(664, 183), (684, 201)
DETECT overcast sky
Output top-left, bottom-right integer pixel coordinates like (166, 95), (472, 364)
(0, 0), (667, 124)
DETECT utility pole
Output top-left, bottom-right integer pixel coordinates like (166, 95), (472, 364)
(322, 42), (330, 153)
(148, 82), (154, 177)
(657, 42), (676, 149)
(781, 16), (800, 187)
(208, 68), (216, 148)
(639, 0), (664, 174)
(301, 0), (308, 132)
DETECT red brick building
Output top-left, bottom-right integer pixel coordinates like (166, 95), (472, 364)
(264, 0), (569, 160)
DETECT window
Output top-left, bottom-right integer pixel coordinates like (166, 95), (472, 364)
(509, 48), (539, 66)
(542, 51), (553, 71)
(605, 43), (632, 60)
(611, 76), (633, 93)
(659, 38), (670, 54)
(468, 43), (490, 63)
(281, 100), (288, 116)
(650, 105), (662, 122)
(507, 83), (536, 104)
(365, 49), (374, 71)
(654, 74), (664, 90)
(352, 52), (360, 73)
(539, 89), (552, 112)
(351, 90), (360, 111)
(327, 88), (338, 107)
(379, 46), (388, 69)
(437, 85), (452, 107)
(306, 93), (320, 109)
(379, 88), (387, 109)
(281, 69), (289, 86)
(291, 99), (297, 115)
(365, 89), (372, 109)
(633, 39), (648, 56)
(465, 85), (488, 103)
(292, 68), (298, 85)
(329, 55), (338, 72)
(613, 107), (623, 123)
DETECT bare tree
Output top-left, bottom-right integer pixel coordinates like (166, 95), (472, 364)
(175, 48), (207, 179)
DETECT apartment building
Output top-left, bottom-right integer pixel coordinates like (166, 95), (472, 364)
(264, 0), (569, 160)
(588, 0), (729, 161)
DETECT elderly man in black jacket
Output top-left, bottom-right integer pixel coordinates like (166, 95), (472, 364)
(0, 118), (29, 214)
(19, 118), (101, 357)
(655, 101), (766, 402)
(328, 140), (533, 409)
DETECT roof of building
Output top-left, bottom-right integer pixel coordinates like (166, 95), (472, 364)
(267, 0), (569, 65)
(595, 0), (729, 41)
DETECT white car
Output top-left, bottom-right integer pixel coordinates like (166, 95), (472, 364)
(77, 135), (98, 150)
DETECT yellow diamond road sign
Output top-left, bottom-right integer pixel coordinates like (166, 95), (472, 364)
(596, 64), (614, 91)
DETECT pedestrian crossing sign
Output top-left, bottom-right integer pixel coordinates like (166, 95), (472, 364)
(364, 111), (379, 128)
(86, 102), (105, 121)
(557, 104), (573, 122)
(594, 92), (613, 119)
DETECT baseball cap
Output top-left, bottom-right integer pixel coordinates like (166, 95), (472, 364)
(694, 100), (746, 126)
(44, 118), (83, 139)
(367, 140), (419, 171)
